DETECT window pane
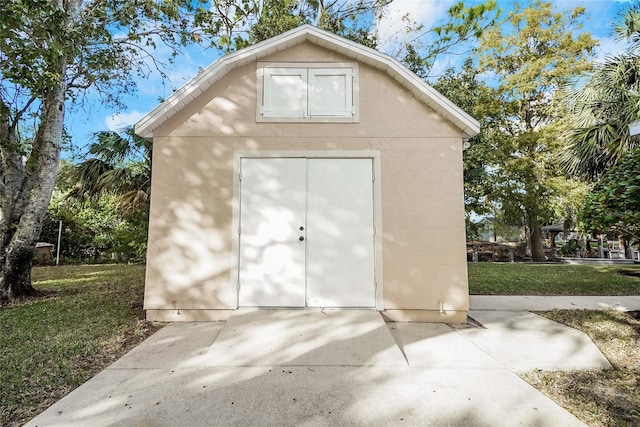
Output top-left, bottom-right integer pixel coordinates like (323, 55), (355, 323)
(308, 69), (352, 117)
(263, 68), (307, 117)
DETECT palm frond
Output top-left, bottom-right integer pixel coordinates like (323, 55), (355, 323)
(614, 4), (640, 45)
(116, 190), (151, 216)
(67, 158), (113, 201)
(560, 49), (640, 179)
(69, 126), (152, 217)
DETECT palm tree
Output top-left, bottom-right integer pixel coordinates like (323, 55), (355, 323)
(71, 126), (151, 216)
(560, 5), (640, 180)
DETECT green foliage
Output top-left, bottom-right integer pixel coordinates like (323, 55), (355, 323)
(401, 43), (428, 78)
(561, 5), (640, 180)
(433, 4), (596, 243)
(56, 127), (152, 262)
(112, 208), (149, 260)
(40, 193), (121, 263)
(235, 0), (303, 49)
(226, 0), (497, 63)
(558, 239), (580, 256)
(0, 0), (70, 93)
(1, 0), (215, 109)
(0, 0), (226, 298)
(479, 1), (596, 128)
(71, 127), (151, 217)
(580, 147), (640, 244)
(428, 1), (500, 67)
(233, 0), (386, 50)
(39, 154), (149, 264)
(39, 161), (124, 262)
(615, 3), (640, 42)
(317, 7), (379, 48)
(433, 58), (496, 217)
(400, 1), (500, 78)
(475, 0), (596, 258)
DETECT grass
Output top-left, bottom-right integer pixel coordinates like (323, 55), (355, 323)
(467, 263), (640, 424)
(2, 263), (640, 426)
(468, 263), (640, 295)
(523, 310), (640, 426)
(0, 264), (160, 427)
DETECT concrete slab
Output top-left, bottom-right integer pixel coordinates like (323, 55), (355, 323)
(462, 310), (612, 372)
(470, 295), (640, 311)
(25, 366), (585, 427)
(109, 322), (224, 369)
(27, 309), (605, 427)
(386, 322), (504, 369)
(202, 309), (407, 367)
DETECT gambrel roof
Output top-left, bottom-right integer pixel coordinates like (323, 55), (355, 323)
(135, 24), (480, 139)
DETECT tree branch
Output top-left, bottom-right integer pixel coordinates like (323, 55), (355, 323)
(9, 97), (37, 134)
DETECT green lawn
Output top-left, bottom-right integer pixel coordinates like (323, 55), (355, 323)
(0, 264), (159, 427)
(2, 262), (640, 426)
(468, 262), (640, 295)
(469, 262), (640, 425)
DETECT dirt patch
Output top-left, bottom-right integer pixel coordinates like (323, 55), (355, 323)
(525, 310), (640, 426)
(627, 311), (640, 320)
(447, 316), (484, 329)
(524, 369), (640, 427)
(1, 289), (59, 307)
(619, 269), (640, 278)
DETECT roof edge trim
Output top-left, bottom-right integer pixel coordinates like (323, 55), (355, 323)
(134, 24), (480, 139)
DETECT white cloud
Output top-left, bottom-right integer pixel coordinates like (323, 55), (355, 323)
(594, 36), (630, 62)
(104, 111), (145, 131)
(374, 0), (455, 56)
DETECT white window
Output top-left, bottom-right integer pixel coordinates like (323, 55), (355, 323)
(258, 63), (358, 122)
(308, 69), (353, 117)
(262, 68), (307, 118)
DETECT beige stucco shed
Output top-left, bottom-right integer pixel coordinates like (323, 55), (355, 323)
(135, 25), (480, 323)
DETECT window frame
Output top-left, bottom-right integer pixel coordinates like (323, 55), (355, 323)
(256, 62), (360, 123)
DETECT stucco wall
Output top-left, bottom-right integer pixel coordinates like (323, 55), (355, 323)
(145, 42), (469, 321)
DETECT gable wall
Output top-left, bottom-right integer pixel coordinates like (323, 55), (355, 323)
(145, 41), (469, 321)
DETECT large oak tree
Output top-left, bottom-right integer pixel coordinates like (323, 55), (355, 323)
(0, 0), (217, 302)
(477, 0), (596, 260)
(0, 0), (398, 302)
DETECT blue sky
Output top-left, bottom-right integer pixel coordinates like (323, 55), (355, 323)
(64, 0), (634, 155)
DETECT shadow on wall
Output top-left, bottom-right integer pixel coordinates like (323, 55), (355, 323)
(146, 141), (235, 309)
(146, 67), (468, 313)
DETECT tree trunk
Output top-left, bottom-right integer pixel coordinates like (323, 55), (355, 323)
(618, 235), (628, 260)
(529, 217), (545, 262)
(1, 243), (36, 301)
(0, 71), (65, 303)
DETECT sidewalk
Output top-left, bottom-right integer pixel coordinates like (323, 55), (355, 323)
(470, 295), (640, 311)
(25, 308), (599, 427)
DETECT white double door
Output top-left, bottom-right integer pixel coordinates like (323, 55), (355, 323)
(238, 158), (375, 307)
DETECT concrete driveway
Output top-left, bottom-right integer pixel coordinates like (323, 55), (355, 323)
(26, 308), (611, 427)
